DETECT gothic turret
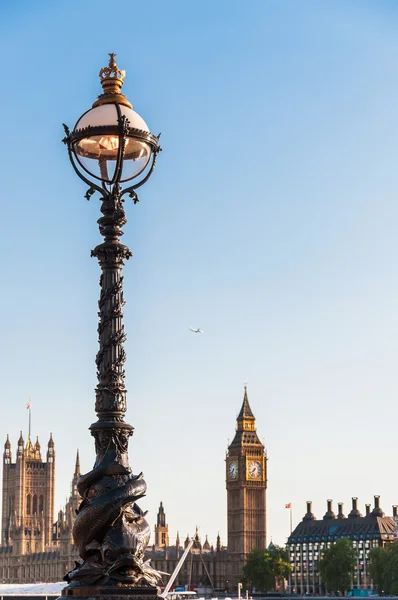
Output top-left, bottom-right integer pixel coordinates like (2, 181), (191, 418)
(157, 501), (166, 527)
(74, 449), (80, 476)
(3, 435), (11, 464)
(34, 436), (42, 461)
(47, 433), (55, 463)
(68, 450), (81, 515)
(154, 501), (169, 548)
(17, 431), (24, 459)
(72, 450), (80, 491)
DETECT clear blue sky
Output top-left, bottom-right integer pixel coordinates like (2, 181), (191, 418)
(1, 0), (398, 548)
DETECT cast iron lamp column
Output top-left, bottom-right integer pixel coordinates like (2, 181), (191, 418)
(62, 54), (162, 599)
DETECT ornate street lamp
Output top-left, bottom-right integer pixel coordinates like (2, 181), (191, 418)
(62, 54), (162, 599)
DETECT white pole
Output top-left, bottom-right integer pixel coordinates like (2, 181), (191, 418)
(159, 538), (195, 598)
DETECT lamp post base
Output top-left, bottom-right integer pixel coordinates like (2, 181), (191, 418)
(61, 584), (159, 600)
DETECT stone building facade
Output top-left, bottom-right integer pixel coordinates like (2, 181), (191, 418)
(225, 385), (267, 587)
(0, 387), (267, 589)
(0, 433), (80, 583)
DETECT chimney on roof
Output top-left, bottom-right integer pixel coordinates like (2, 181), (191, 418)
(348, 497), (362, 518)
(337, 502), (345, 519)
(371, 495), (384, 517)
(365, 504), (371, 516)
(323, 499), (336, 520)
(303, 501), (316, 521)
(393, 506), (397, 518)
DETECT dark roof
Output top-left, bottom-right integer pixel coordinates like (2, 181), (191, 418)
(288, 513), (395, 544)
(229, 387), (263, 448)
(238, 387), (254, 419)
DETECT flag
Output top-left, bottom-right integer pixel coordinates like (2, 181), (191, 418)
(26, 402), (31, 410)
(285, 503), (291, 509)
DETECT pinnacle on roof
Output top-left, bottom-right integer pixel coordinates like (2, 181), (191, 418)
(216, 532), (221, 551)
(34, 435), (41, 450)
(48, 432), (54, 448)
(237, 384), (254, 419)
(18, 430), (24, 445)
(74, 449), (80, 476)
(4, 434), (11, 449)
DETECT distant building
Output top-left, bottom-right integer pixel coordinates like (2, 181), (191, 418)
(287, 497), (397, 594)
(225, 385), (267, 586)
(0, 386), (268, 589)
(0, 432), (79, 583)
(148, 385), (268, 591)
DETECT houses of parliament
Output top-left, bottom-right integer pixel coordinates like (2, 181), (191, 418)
(0, 388), (267, 589)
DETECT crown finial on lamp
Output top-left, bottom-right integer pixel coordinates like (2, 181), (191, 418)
(93, 53), (132, 109)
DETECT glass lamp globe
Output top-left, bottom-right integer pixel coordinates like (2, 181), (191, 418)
(73, 104), (152, 184)
(69, 54), (159, 186)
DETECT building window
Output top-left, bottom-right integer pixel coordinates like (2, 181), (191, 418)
(39, 495), (44, 513)
(26, 494), (31, 515)
(33, 495), (38, 514)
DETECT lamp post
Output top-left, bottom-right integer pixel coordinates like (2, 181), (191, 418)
(62, 54), (162, 599)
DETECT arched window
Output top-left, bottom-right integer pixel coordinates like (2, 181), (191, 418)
(32, 494), (37, 514)
(39, 495), (44, 513)
(26, 494), (31, 515)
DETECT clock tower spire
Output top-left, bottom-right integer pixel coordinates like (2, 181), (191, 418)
(226, 384), (267, 585)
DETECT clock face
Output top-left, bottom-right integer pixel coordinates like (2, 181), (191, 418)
(229, 461), (238, 479)
(248, 460), (262, 479)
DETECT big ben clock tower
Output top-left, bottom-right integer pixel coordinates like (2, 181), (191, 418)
(226, 385), (267, 584)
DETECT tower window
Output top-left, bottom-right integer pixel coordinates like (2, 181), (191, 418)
(33, 495), (38, 514)
(26, 494), (31, 515)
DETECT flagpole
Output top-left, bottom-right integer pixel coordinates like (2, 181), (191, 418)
(27, 398), (31, 438)
(290, 504), (293, 535)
